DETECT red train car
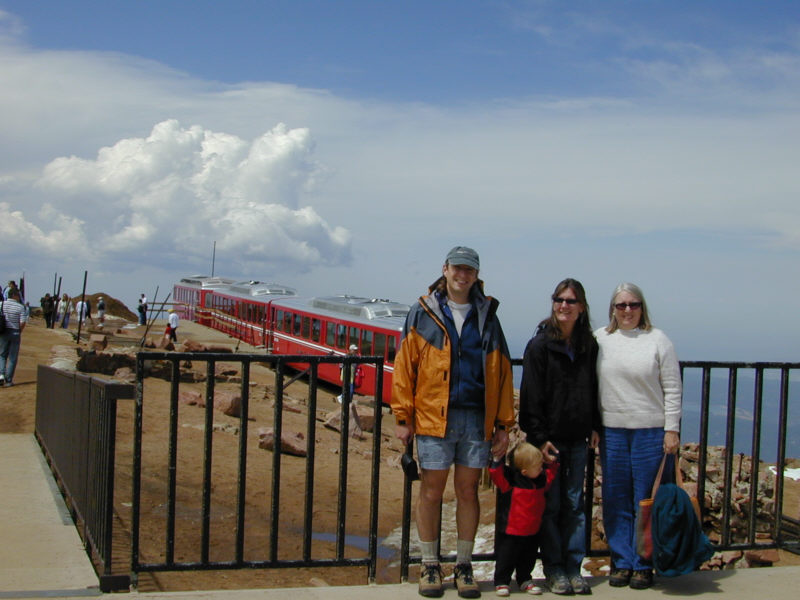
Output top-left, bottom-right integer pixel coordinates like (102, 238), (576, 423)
(173, 275), (409, 403)
(269, 295), (409, 403)
(204, 280), (298, 347)
(173, 275), (236, 324)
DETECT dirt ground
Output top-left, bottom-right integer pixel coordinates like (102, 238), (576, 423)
(2, 313), (799, 592)
(1, 313), (473, 591)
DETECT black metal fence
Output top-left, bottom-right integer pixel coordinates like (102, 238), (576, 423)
(679, 362), (800, 552)
(34, 364), (134, 592)
(34, 358), (800, 591)
(130, 352), (386, 586)
(398, 360), (800, 579)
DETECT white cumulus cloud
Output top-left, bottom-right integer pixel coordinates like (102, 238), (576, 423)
(2, 119), (351, 272)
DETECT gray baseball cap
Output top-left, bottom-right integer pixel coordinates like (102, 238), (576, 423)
(445, 246), (480, 270)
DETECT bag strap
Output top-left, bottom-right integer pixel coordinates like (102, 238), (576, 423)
(649, 454), (668, 498)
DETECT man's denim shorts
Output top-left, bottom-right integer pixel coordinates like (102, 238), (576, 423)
(416, 408), (490, 470)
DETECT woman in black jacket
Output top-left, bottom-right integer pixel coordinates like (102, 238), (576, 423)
(519, 278), (600, 595)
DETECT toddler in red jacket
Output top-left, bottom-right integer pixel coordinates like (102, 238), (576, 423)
(490, 442), (558, 596)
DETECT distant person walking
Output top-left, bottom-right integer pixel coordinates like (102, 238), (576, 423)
(595, 282), (682, 590)
(56, 294), (70, 328)
(40, 293), (55, 328)
(138, 293), (147, 325)
(75, 299), (90, 325)
(97, 297), (106, 323)
(337, 343), (364, 403)
(166, 309), (179, 342)
(1, 289), (27, 387)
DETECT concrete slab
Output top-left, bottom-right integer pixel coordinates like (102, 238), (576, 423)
(0, 434), (100, 596)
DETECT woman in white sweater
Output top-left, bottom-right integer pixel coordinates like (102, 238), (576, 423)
(595, 282), (681, 591)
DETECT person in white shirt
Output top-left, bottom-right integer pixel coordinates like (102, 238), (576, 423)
(166, 309), (179, 342)
(595, 282), (681, 591)
(1, 289), (28, 386)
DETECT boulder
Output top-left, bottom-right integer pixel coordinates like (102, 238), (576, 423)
(258, 427), (307, 457)
(89, 334), (108, 351)
(113, 367), (136, 383)
(323, 402), (371, 440)
(214, 391), (241, 417)
(179, 390), (204, 407)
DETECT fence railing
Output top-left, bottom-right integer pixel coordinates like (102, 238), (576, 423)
(34, 358), (800, 591)
(398, 360), (800, 579)
(130, 351), (385, 585)
(34, 364), (134, 592)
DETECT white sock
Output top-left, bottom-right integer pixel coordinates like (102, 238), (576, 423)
(456, 539), (474, 565)
(420, 540), (439, 564)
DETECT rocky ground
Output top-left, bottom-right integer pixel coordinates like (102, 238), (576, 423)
(2, 308), (799, 592)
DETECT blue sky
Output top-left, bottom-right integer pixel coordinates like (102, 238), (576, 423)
(1, 1), (799, 362)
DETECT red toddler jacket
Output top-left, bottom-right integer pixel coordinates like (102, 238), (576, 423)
(490, 460), (558, 537)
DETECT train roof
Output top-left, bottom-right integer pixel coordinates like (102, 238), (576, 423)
(274, 295), (410, 329)
(177, 275), (237, 289)
(225, 281), (298, 298)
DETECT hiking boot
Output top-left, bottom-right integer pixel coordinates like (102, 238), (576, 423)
(454, 563), (481, 598)
(547, 572), (574, 595)
(609, 568), (632, 587)
(629, 569), (653, 590)
(419, 563), (444, 598)
(569, 574), (592, 595)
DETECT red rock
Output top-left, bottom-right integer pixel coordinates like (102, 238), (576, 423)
(257, 427), (306, 457)
(213, 391), (241, 417)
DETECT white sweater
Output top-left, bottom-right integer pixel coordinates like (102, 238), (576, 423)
(594, 327), (682, 432)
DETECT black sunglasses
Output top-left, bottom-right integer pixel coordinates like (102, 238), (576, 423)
(614, 302), (642, 310)
(552, 297), (580, 305)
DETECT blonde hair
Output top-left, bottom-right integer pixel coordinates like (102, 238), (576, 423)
(512, 442), (544, 472)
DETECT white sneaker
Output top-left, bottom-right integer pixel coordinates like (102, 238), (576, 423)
(520, 581), (543, 595)
(495, 585), (510, 597)
(336, 395), (343, 404)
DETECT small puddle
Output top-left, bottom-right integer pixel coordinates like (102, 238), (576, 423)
(311, 531), (397, 560)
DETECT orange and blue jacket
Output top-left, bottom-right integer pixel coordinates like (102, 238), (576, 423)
(391, 283), (515, 440)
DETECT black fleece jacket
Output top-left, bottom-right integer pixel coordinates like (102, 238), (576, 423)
(518, 327), (600, 447)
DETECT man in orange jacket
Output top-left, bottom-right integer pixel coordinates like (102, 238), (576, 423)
(392, 246), (515, 598)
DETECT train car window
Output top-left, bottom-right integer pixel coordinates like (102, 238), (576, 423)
(325, 322), (335, 347)
(349, 327), (359, 350)
(336, 324), (347, 349)
(374, 332), (386, 359)
(293, 314), (302, 336)
(387, 336), (397, 363)
(302, 316), (311, 339)
(275, 310), (284, 331)
(361, 330), (373, 355)
(311, 318), (321, 342)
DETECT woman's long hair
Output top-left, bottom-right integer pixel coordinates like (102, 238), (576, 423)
(538, 278), (593, 352)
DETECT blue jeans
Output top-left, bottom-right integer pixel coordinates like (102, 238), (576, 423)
(600, 427), (664, 571)
(0, 330), (22, 383)
(538, 440), (588, 577)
